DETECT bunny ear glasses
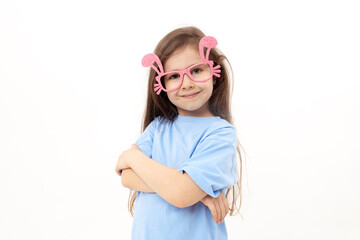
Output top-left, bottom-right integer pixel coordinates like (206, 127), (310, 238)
(142, 36), (221, 95)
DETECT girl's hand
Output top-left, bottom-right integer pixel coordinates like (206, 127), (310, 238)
(200, 192), (229, 224)
(115, 145), (140, 176)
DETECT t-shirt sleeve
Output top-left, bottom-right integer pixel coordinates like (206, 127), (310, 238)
(177, 126), (238, 198)
(134, 119), (157, 158)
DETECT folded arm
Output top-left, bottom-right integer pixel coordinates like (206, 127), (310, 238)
(117, 145), (230, 223)
(130, 153), (207, 208)
(117, 146), (207, 208)
(121, 168), (154, 193)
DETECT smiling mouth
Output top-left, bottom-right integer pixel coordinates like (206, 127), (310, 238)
(182, 92), (200, 98)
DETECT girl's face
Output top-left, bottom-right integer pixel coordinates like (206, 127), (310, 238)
(164, 45), (215, 117)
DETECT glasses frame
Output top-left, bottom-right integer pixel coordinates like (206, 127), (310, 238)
(156, 61), (219, 93)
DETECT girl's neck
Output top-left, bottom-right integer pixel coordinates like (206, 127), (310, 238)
(176, 103), (214, 117)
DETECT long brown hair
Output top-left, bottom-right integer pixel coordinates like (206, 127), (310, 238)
(128, 26), (244, 217)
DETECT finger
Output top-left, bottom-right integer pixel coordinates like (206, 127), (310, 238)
(215, 193), (225, 223)
(219, 194), (228, 222)
(207, 202), (217, 223)
(213, 199), (221, 224)
(223, 195), (229, 219)
(115, 161), (120, 175)
(115, 161), (121, 174)
(220, 193), (229, 221)
(218, 197), (226, 223)
(115, 167), (121, 176)
(216, 196), (225, 223)
(200, 195), (208, 204)
(115, 161), (123, 175)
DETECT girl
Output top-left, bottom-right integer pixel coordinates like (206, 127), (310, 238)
(115, 26), (243, 240)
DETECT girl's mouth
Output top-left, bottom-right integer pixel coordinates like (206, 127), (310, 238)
(182, 92), (200, 99)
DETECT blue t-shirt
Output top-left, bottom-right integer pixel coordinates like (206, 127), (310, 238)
(132, 115), (238, 240)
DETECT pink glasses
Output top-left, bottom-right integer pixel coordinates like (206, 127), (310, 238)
(142, 36), (221, 95)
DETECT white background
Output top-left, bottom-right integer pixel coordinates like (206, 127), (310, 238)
(1, 0), (359, 239)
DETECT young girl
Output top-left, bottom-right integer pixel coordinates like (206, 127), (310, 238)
(115, 26), (242, 240)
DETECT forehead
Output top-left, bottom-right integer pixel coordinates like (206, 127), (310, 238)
(164, 45), (201, 72)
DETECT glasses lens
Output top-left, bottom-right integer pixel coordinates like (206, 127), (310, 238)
(161, 72), (182, 91)
(190, 63), (211, 81)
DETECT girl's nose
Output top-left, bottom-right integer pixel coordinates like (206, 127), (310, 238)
(181, 74), (195, 89)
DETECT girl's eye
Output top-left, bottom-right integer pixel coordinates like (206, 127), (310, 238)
(168, 74), (180, 80)
(191, 68), (202, 74)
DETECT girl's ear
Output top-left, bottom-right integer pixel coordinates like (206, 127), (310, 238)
(213, 78), (217, 86)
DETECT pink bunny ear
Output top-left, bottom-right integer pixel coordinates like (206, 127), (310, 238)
(200, 36), (218, 49)
(142, 53), (156, 67)
(142, 53), (166, 95)
(199, 36), (218, 61)
(141, 53), (164, 75)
